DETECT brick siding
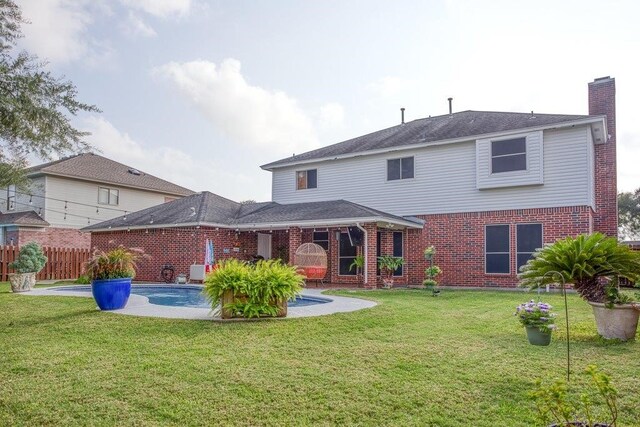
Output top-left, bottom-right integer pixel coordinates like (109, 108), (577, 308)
(7, 227), (91, 249)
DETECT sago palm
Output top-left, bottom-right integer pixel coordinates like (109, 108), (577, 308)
(518, 233), (640, 302)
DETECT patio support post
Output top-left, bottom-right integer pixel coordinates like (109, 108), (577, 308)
(288, 227), (302, 265)
(363, 223), (378, 289)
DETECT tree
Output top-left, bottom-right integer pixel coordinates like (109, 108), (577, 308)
(0, 0), (98, 188)
(618, 189), (640, 240)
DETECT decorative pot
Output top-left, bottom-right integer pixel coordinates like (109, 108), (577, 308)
(9, 272), (37, 293)
(220, 289), (287, 319)
(589, 301), (640, 340)
(525, 326), (552, 346)
(91, 278), (132, 310)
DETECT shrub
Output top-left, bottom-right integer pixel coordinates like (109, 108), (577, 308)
(9, 242), (47, 273)
(75, 274), (91, 284)
(203, 259), (304, 318)
(85, 246), (144, 281)
(519, 233), (640, 303)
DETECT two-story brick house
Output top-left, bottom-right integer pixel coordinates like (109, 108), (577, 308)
(84, 77), (617, 287)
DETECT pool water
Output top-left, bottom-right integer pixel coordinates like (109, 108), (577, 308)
(55, 285), (331, 309)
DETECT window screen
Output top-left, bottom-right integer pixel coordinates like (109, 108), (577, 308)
(313, 231), (329, 250)
(491, 137), (526, 173)
(387, 157), (414, 180)
(393, 231), (403, 276)
(486, 225), (510, 274)
(516, 224), (542, 271)
(339, 232), (357, 275)
(296, 169), (317, 190)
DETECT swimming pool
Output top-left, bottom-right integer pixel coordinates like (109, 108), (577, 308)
(53, 285), (331, 309)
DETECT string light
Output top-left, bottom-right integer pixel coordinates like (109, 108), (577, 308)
(150, 215), (154, 224)
(12, 189), (127, 213)
(29, 195), (32, 205)
(64, 201), (67, 210)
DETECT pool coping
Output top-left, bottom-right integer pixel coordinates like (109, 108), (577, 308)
(23, 284), (377, 320)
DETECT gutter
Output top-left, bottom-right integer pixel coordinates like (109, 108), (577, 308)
(355, 223), (368, 285)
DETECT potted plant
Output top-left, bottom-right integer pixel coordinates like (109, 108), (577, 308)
(377, 255), (404, 289)
(515, 300), (556, 346)
(8, 242), (47, 292)
(529, 365), (618, 427)
(85, 246), (143, 310)
(203, 258), (304, 319)
(349, 254), (365, 282)
(422, 246), (442, 295)
(519, 233), (640, 340)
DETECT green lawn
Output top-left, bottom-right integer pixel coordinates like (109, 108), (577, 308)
(1, 283), (639, 426)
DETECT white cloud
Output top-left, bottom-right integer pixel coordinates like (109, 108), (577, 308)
(123, 12), (157, 37)
(318, 102), (345, 129)
(368, 76), (412, 98)
(19, 0), (93, 64)
(120, 0), (191, 18)
(81, 116), (270, 200)
(153, 58), (319, 156)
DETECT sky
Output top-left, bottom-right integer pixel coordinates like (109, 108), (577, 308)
(16, 0), (640, 202)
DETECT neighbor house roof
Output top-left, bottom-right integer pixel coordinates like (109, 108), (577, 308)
(0, 210), (50, 227)
(82, 191), (423, 232)
(261, 110), (604, 170)
(27, 153), (194, 197)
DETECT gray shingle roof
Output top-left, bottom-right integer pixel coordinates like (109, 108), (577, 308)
(0, 210), (50, 227)
(82, 192), (423, 231)
(261, 110), (596, 169)
(27, 153), (194, 196)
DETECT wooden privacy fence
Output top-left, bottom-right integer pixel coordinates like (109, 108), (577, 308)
(0, 246), (90, 282)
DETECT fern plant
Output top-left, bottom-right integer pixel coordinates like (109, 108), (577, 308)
(519, 233), (640, 303)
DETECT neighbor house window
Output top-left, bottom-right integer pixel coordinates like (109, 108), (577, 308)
(485, 225), (510, 274)
(7, 185), (15, 211)
(516, 224), (543, 272)
(313, 231), (329, 250)
(387, 157), (414, 180)
(296, 169), (317, 190)
(98, 187), (119, 205)
(392, 231), (403, 276)
(491, 137), (526, 173)
(339, 232), (357, 275)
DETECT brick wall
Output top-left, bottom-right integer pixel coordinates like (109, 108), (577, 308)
(8, 227), (91, 249)
(405, 205), (593, 287)
(589, 76), (618, 237)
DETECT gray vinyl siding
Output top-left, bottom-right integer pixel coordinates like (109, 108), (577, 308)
(271, 126), (594, 216)
(586, 128), (596, 210)
(0, 177), (46, 215)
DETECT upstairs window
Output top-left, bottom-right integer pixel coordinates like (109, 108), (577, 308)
(98, 187), (119, 205)
(485, 224), (510, 274)
(296, 169), (317, 190)
(491, 137), (526, 173)
(387, 156), (414, 180)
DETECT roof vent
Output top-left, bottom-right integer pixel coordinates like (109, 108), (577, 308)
(448, 97), (453, 115)
(128, 168), (142, 176)
(400, 107), (405, 124)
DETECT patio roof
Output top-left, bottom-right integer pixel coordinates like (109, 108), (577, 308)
(0, 210), (50, 227)
(81, 191), (424, 232)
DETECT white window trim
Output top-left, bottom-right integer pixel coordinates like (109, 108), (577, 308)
(484, 224), (511, 275)
(295, 169), (318, 191)
(386, 156), (415, 182)
(98, 186), (120, 206)
(490, 135), (528, 175)
(515, 223), (544, 273)
(337, 232), (357, 276)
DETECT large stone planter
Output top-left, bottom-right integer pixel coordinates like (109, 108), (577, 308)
(9, 272), (36, 293)
(589, 301), (640, 340)
(221, 289), (287, 319)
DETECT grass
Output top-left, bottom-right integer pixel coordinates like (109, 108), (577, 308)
(1, 283), (639, 426)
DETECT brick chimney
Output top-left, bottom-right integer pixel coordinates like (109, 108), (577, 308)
(588, 76), (617, 237)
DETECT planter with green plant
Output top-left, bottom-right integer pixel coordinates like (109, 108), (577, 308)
(85, 246), (143, 310)
(377, 255), (404, 289)
(203, 258), (304, 319)
(515, 300), (556, 346)
(529, 365), (617, 427)
(519, 233), (640, 340)
(349, 254), (365, 283)
(8, 242), (47, 292)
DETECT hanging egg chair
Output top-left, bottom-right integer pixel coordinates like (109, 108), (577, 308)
(294, 243), (328, 280)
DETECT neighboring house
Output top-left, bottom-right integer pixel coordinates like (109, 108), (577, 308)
(84, 77), (617, 287)
(0, 153), (194, 248)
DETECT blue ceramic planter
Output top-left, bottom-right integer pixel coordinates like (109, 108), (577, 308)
(91, 278), (132, 310)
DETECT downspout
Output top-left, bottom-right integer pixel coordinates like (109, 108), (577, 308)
(356, 223), (368, 285)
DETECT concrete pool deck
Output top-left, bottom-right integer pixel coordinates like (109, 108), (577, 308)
(24, 285), (377, 320)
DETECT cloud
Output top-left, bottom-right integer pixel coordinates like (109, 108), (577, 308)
(368, 76), (412, 98)
(123, 12), (157, 37)
(19, 0), (93, 64)
(153, 58), (319, 156)
(318, 103), (345, 129)
(120, 0), (191, 18)
(81, 116), (269, 200)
